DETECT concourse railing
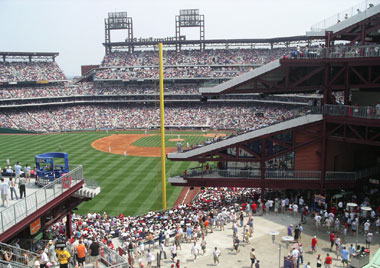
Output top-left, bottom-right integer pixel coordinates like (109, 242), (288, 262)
(178, 169), (321, 180)
(326, 165), (380, 180)
(0, 241), (38, 267)
(324, 104), (380, 120)
(173, 165), (380, 182)
(0, 165), (84, 233)
(285, 45), (380, 60)
(310, 0), (380, 31)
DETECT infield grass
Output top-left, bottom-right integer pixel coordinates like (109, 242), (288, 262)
(0, 130), (209, 216)
(132, 134), (209, 147)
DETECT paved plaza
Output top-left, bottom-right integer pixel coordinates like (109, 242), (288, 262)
(124, 212), (379, 268)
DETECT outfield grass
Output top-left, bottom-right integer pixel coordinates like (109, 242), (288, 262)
(0, 130), (202, 216)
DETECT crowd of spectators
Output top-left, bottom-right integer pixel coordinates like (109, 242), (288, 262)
(0, 83), (202, 99)
(94, 66), (252, 80)
(95, 48), (290, 81)
(38, 186), (380, 267)
(0, 61), (65, 82)
(101, 48), (289, 67)
(0, 103), (300, 132)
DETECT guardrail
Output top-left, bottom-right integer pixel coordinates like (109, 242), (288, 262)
(175, 165), (380, 181)
(285, 45), (380, 60)
(0, 241), (38, 266)
(324, 104), (380, 119)
(180, 169), (321, 180)
(310, 0), (380, 31)
(99, 242), (128, 267)
(0, 165), (83, 233)
(326, 165), (380, 180)
(0, 260), (29, 268)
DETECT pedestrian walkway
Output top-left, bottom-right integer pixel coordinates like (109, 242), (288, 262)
(115, 212), (380, 268)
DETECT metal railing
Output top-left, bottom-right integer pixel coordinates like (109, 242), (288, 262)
(0, 165), (83, 233)
(286, 45), (380, 60)
(326, 165), (380, 180)
(84, 178), (100, 189)
(0, 260), (29, 268)
(99, 242), (128, 267)
(324, 104), (380, 119)
(0, 242), (38, 266)
(176, 165), (380, 181)
(181, 169), (321, 180)
(265, 170), (321, 180)
(310, 0), (380, 31)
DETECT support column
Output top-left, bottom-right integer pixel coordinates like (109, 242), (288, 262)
(66, 213), (72, 238)
(320, 120), (327, 191)
(260, 140), (266, 201)
(344, 64), (349, 105)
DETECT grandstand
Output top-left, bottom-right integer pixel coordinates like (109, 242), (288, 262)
(0, 2), (380, 268)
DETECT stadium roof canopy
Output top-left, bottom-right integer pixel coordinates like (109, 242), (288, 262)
(0, 52), (59, 57)
(103, 36), (311, 48)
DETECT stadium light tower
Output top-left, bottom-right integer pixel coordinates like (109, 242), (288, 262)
(104, 12), (134, 54)
(175, 9), (205, 51)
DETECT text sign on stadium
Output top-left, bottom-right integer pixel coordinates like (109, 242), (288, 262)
(108, 12), (129, 29)
(179, 9), (201, 27)
(369, 179), (379, 184)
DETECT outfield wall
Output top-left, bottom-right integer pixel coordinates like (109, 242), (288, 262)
(0, 127), (38, 134)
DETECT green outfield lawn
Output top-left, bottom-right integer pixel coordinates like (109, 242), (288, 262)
(0, 130), (207, 216)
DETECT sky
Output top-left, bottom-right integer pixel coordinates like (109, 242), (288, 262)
(0, 0), (363, 77)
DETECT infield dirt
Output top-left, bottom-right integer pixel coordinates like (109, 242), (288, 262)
(91, 133), (226, 157)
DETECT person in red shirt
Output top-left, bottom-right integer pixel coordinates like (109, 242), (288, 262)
(311, 236), (317, 253)
(329, 232), (335, 251)
(251, 203), (257, 215)
(324, 253), (332, 268)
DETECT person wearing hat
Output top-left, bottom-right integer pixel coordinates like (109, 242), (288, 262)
(311, 236), (317, 253)
(47, 241), (57, 266)
(55, 245), (71, 268)
(316, 254), (322, 268)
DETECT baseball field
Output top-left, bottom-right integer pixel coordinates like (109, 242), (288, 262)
(0, 130), (221, 216)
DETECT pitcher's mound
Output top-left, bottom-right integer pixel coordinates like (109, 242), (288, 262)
(91, 134), (176, 157)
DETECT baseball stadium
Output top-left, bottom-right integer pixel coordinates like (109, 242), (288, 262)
(0, 1), (380, 267)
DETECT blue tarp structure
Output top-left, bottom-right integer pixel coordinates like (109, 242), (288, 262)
(34, 152), (69, 186)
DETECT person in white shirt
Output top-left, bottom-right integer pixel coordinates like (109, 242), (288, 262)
(191, 242), (199, 262)
(364, 220), (370, 235)
(14, 162), (22, 179)
(299, 197), (304, 206)
(170, 243), (177, 262)
(213, 247), (220, 265)
(293, 204), (299, 217)
(291, 247), (299, 267)
(146, 249), (154, 268)
(24, 164), (31, 183)
(0, 178), (9, 208)
(315, 214), (322, 230)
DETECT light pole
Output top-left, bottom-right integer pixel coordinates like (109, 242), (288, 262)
(269, 231), (281, 268)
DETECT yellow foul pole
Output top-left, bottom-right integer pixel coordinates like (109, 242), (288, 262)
(158, 43), (167, 210)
